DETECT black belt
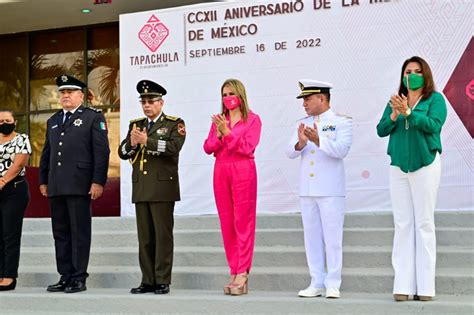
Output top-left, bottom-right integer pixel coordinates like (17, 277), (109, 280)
(5, 176), (25, 188)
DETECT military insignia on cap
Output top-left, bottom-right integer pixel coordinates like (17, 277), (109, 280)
(56, 74), (86, 91)
(73, 119), (83, 127)
(136, 80), (167, 98)
(297, 79), (333, 99)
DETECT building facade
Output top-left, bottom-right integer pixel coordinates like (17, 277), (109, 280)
(0, 23), (120, 216)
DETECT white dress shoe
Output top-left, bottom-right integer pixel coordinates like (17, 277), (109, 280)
(298, 287), (325, 297)
(325, 288), (340, 298)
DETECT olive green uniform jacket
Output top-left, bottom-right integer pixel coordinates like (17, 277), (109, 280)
(118, 113), (186, 202)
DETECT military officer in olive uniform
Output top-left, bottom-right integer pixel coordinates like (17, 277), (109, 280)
(118, 80), (186, 295)
(286, 80), (352, 299)
(39, 74), (110, 293)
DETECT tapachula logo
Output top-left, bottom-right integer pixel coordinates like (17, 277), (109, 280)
(138, 15), (170, 53)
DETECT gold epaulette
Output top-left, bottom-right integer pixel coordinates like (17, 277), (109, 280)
(165, 115), (180, 121)
(296, 116), (310, 122)
(86, 106), (102, 113)
(129, 117), (146, 124)
(335, 112), (352, 119)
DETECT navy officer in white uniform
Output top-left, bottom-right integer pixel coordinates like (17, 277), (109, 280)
(39, 74), (110, 293)
(286, 80), (352, 299)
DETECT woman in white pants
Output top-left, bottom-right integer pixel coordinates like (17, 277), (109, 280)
(376, 56), (447, 302)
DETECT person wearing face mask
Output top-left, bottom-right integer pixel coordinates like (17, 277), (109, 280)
(203, 78), (262, 296)
(0, 110), (31, 291)
(286, 80), (352, 299)
(377, 56), (447, 302)
(119, 80), (186, 295)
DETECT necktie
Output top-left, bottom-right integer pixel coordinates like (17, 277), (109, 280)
(148, 121), (155, 130)
(63, 111), (72, 125)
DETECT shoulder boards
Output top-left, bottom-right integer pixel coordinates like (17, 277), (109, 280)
(296, 116), (310, 122)
(335, 112), (352, 119)
(165, 115), (180, 121)
(86, 106), (102, 113)
(129, 117), (146, 124)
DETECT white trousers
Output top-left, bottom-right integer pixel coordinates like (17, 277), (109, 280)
(390, 154), (441, 296)
(300, 196), (345, 289)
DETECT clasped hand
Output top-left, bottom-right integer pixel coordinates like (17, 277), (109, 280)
(211, 114), (230, 138)
(389, 94), (409, 119)
(130, 125), (148, 147)
(297, 122), (319, 147)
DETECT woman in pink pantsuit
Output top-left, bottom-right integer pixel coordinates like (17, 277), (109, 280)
(203, 79), (262, 296)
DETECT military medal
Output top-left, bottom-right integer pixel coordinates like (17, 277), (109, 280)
(157, 127), (168, 135)
(322, 125), (336, 132)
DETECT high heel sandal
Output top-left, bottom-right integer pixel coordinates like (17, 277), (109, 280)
(0, 278), (16, 291)
(223, 275), (236, 295)
(229, 273), (248, 296)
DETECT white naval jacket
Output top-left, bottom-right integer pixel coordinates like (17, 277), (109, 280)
(286, 109), (352, 197)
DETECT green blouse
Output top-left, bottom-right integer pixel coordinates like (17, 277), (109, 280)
(376, 91), (447, 173)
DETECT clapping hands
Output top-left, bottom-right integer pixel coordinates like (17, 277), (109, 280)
(212, 114), (230, 138)
(389, 94), (409, 120)
(296, 122), (320, 149)
(131, 125), (147, 147)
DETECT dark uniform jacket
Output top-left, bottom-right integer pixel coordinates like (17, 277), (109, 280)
(39, 105), (110, 197)
(118, 113), (186, 203)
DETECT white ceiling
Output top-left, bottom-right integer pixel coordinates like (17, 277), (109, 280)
(0, 0), (219, 35)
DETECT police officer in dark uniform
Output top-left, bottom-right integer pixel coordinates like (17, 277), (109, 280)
(39, 74), (110, 293)
(118, 80), (186, 295)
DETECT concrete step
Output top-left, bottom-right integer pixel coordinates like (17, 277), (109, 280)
(21, 211), (474, 232)
(0, 289), (472, 315)
(15, 266), (474, 295)
(20, 227), (474, 248)
(15, 212), (474, 309)
(18, 246), (474, 268)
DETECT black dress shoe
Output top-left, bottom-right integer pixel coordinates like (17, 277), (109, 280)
(130, 283), (155, 294)
(64, 279), (87, 293)
(0, 279), (16, 291)
(155, 284), (170, 294)
(47, 280), (69, 292)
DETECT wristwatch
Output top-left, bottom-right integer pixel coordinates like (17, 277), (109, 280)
(405, 108), (412, 116)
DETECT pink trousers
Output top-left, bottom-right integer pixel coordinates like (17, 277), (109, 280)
(213, 159), (257, 275)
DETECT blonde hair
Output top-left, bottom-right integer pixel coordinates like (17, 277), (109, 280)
(220, 78), (250, 122)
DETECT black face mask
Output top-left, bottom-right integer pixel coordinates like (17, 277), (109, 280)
(0, 123), (15, 135)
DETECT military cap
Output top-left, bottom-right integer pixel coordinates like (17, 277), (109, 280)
(297, 79), (333, 99)
(137, 80), (167, 98)
(56, 74), (86, 91)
